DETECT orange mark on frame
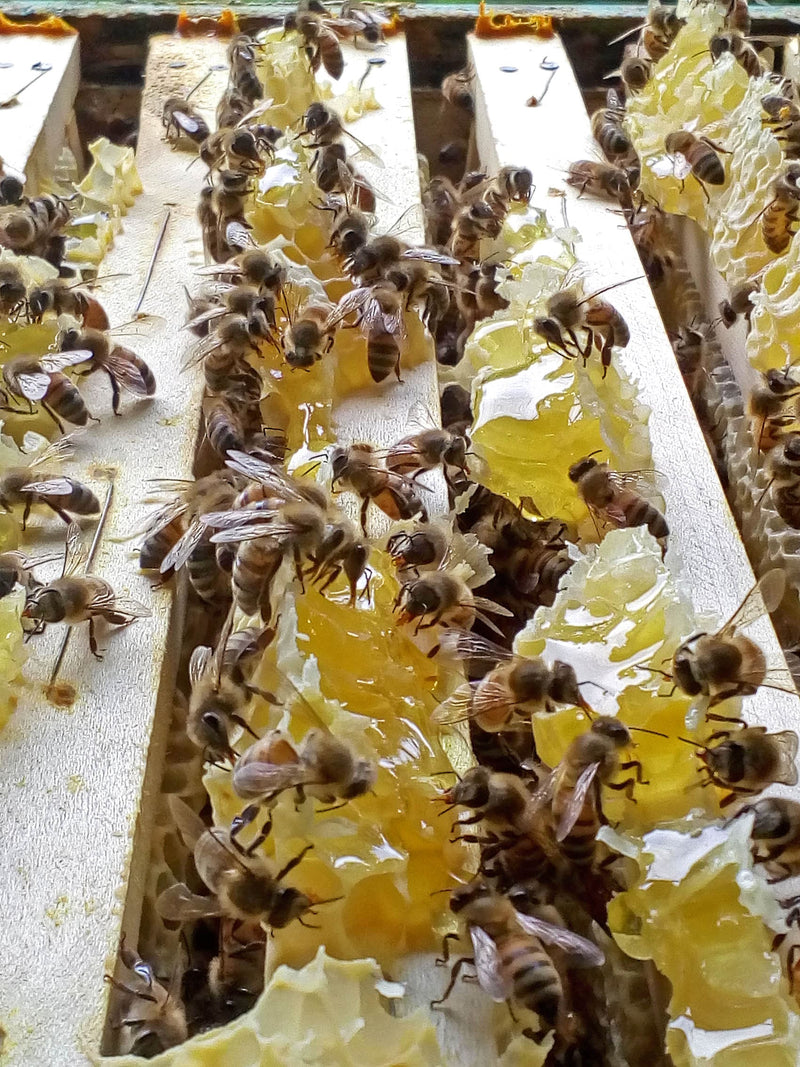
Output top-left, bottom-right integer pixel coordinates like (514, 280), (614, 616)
(474, 2), (555, 39)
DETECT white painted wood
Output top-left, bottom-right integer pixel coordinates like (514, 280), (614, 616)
(0, 34), (80, 192)
(469, 35), (800, 741)
(0, 37), (228, 1067)
(332, 37), (448, 535)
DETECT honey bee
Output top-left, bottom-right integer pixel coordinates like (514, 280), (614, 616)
(105, 940), (187, 1057)
(747, 367), (800, 451)
(207, 927), (265, 1022)
(433, 629), (593, 733)
(709, 31), (763, 78)
(216, 84), (251, 130)
(227, 34), (264, 104)
(568, 455), (668, 544)
(566, 160), (635, 209)
(202, 394), (262, 459)
(432, 879), (604, 1041)
(628, 200), (674, 287)
(157, 796), (326, 928)
(762, 94), (800, 158)
(766, 432), (800, 526)
(440, 766), (538, 838)
(58, 326), (156, 415)
(538, 717), (647, 866)
(301, 102), (382, 163)
(305, 518), (370, 603)
(387, 521), (449, 576)
(620, 54), (653, 92)
(386, 427), (468, 480)
(725, 0), (751, 34)
(288, 10), (345, 80)
(210, 168), (254, 248)
(27, 278), (110, 331)
(347, 234), (457, 285)
(395, 570), (512, 638)
(185, 282), (277, 338)
(162, 95), (210, 146)
(2, 350), (97, 432)
(741, 796), (800, 882)
(282, 302), (336, 369)
(195, 248), (287, 300)
(0, 261), (26, 318)
(326, 200), (371, 259)
(441, 65), (474, 113)
(534, 281), (631, 376)
(200, 127), (269, 175)
(339, 0), (388, 43)
(449, 201), (504, 262)
(22, 523), (150, 655)
(184, 314), (266, 394)
(609, 4), (684, 62)
(760, 165), (800, 254)
(0, 171), (24, 206)
(423, 175), (459, 246)
(685, 726), (799, 806)
(329, 282), (405, 383)
(0, 193), (71, 259)
(591, 106), (634, 163)
(670, 323), (707, 399)
(232, 723), (377, 839)
(187, 614), (276, 765)
(668, 569), (791, 707)
(329, 442), (426, 531)
(664, 131), (728, 197)
(0, 438), (99, 529)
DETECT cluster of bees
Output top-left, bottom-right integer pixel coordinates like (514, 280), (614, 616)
(90, 0), (800, 1061)
(0, 153), (157, 658)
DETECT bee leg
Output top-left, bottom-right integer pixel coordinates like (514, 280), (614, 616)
(605, 776), (640, 800)
(789, 946), (800, 994)
(245, 815), (274, 855)
(705, 729), (734, 743)
(767, 864), (795, 883)
(44, 502), (73, 524)
(705, 711), (749, 727)
(318, 565), (341, 594)
(692, 173), (711, 204)
(21, 500), (31, 530)
(707, 686), (749, 708)
(430, 955), (474, 1008)
(244, 684), (280, 704)
(229, 713), (259, 739)
(41, 402), (65, 434)
(600, 336), (613, 377)
(230, 805), (260, 845)
(619, 758), (646, 783)
(360, 496), (370, 534)
(274, 843), (314, 882)
(88, 617), (104, 659)
(104, 368), (121, 415)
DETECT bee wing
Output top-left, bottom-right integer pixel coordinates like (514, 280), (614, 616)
(168, 795), (207, 849)
(183, 306), (227, 331)
(430, 681), (479, 725)
(104, 349), (155, 397)
(718, 569), (786, 636)
(226, 220), (257, 250)
(342, 129), (384, 168)
(40, 349), (93, 372)
(770, 730), (800, 786)
(100, 595), (152, 621)
(469, 926), (512, 1002)
(212, 519), (296, 544)
(160, 520), (205, 574)
(141, 500), (186, 538)
(385, 203), (427, 238)
(556, 762), (600, 842)
(182, 332), (225, 371)
(406, 399), (440, 432)
(62, 522), (88, 578)
(12, 370), (51, 401)
(156, 882), (222, 922)
(401, 247), (460, 267)
(515, 913), (605, 968)
(232, 759), (307, 800)
(471, 596), (514, 618)
(195, 263), (242, 277)
(438, 627), (514, 664)
(225, 450), (298, 494)
(326, 287), (371, 329)
(20, 477), (76, 497)
(189, 644), (213, 689)
(172, 110), (203, 136)
(28, 433), (77, 467)
(607, 469), (664, 496)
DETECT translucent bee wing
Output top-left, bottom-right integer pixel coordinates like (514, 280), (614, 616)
(401, 247), (460, 266)
(189, 644), (213, 689)
(430, 681), (478, 724)
(140, 500), (186, 538)
(195, 262), (243, 277)
(28, 433), (77, 467)
(232, 759), (307, 800)
(718, 569), (786, 636)
(20, 477), (75, 497)
(515, 912), (605, 968)
(212, 519), (299, 544)
(469, 925), (512, 1002)
(103, 349), (156, 397)
(555, 761), (600, 842)
(62, 522), (88, 578)
(156, 882), (222, 922)
(160, 519), (205, 574)
(406, 398), (440, 432)
(607, 469), (665, 496)
(384, 203), (426, 238)
(183, 307), (226, 332)
(342, 129), (384, 167)
(326, 286), (370, 329)
(40, 349), (93, 372)
(226, 220), (256, 250)
(182, 332), (225, 371)
(225, 451), (303, 499)
(102, 595), (152, 621)
(167, 795), (208, 850)
(438, 627), (514, 664)
(771, 730), (800, 786)
(13, 370), (51, 401)
(471, 596), (514, 618)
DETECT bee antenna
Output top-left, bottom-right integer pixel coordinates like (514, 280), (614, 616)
(628, 726), (669, 738)
(429, 886), (454, 896)
(586, 448), (603, 459)
(436, 802), (458, 816)
(756, 477), (775, 509)
(676, 735), (704, 748)
(311, 894), (345, 906)
(579, 679), (610, 695)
